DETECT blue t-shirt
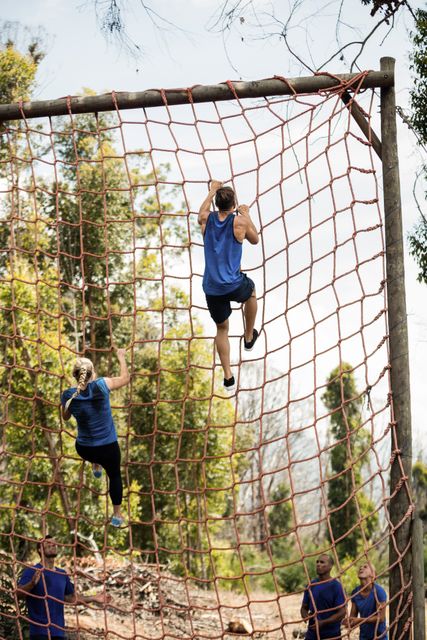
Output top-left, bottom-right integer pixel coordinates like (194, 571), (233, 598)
(18, 563), (74, 638)
(202, 212), (244, 295)
(61, 377), (117, 447)
(302, 578), (346, 639)
(351, 583), (388, 639)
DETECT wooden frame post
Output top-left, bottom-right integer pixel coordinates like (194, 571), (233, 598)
(0, 70), (393, 122)
(381, 56), (414, 640)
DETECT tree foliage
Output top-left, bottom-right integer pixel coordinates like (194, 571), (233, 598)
(322, 363), (377, 559)
(410, 9), (427, 147)
(408, 8), (427, 284)
(0, 69), (237, 573)
(0, 41), (40, 105)
(413, 459), (427, 521)
(408, 215), (427, 284)
(360, 0), (406, 21)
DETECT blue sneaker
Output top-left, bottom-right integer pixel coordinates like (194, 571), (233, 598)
(111, 515), (124, 528)
(92, 464), (102, 479)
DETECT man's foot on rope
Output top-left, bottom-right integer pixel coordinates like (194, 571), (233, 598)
(92, 464), (102, 479)
(111, 515), (125, 528)
(223, 376), (236, 393)
(244, 329), (259, 351)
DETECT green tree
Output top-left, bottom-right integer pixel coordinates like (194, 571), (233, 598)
(409, 9), (427, 147)
(0, 34), (45, 269)
(408, 9), (427, 284)
(267, 483), (296, 591)
(0, 90), (239, 577)
(128, 314), (236, 578)
(0, 551), (21, 639)
(0, 39), (41, 105)
(322, 363), (377, 559)
(413, 459), (427, 523)
(37, 106), (238, 566)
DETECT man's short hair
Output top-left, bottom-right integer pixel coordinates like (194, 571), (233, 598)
(215, 187), (236, 211)
(319, 553), (334, 567)
(37, 534), (53, 554)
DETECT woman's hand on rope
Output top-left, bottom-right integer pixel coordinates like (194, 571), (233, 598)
(105, 346), (130, 390)
(343, 616), (361, 629)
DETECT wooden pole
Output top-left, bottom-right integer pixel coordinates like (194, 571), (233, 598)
(0, 70), (393, 122)
(412, 511), (425, 640)
(381, 57), (413, 640)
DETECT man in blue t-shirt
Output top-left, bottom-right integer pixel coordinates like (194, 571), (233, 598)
(345, 562), (388, 639)
(300, 554), (346, 639)
(198, 180), (260, 393)
(17, 535), (111, 639)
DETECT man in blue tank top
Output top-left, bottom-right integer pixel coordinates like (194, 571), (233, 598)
(301, 554), (346, 639)
(198, 180), (259, 392)
(17, 535), (110, 639)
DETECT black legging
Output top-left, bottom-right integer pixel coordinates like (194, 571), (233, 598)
(75, 440), (122, 506)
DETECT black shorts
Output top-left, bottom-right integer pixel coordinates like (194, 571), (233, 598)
(30, 637), (64, 640)
(205, 274), (255, 325)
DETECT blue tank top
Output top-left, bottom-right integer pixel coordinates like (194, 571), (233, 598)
(61, 377), (117, 447)
(202, 212), (243, 295)
(351, 584), (388, 639)
(18, 563), (74, 638)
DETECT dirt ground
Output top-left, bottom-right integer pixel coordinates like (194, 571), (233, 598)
(60, 557), (427, 639)
(63, 559), (390, 640)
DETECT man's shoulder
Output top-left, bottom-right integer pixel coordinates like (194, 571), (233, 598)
(374, 583), (387, 599)
(50, 566), (71, 582)
(55, 566), (68, 574)
(20, 563), (39, 574)
(311, 577), (343, 591)
(18, 563), (41, 583)
(305, 578), (320, 589)
(331, 578), (345, 593)
(233, 214), (248, 228)
(199, 209), (211, 224)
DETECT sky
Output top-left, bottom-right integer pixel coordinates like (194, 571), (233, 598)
(2, 0), (427, 455)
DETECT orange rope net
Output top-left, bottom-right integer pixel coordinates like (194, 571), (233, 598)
(0, 73), (413, 640)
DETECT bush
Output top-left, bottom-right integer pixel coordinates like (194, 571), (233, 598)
(0, 552), (25, 639)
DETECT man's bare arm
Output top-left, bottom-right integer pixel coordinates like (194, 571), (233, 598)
(300, 603), (310, 620)
(237, 205), (259, 244)
(64, 591), (112, 605)
(198, 180), (222, 225)
(16, 570), (42, 598)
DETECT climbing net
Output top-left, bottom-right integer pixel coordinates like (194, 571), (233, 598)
(0, 73), (413, 639)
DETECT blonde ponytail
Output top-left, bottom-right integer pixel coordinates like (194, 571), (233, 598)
(65, 358), (94, 412)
